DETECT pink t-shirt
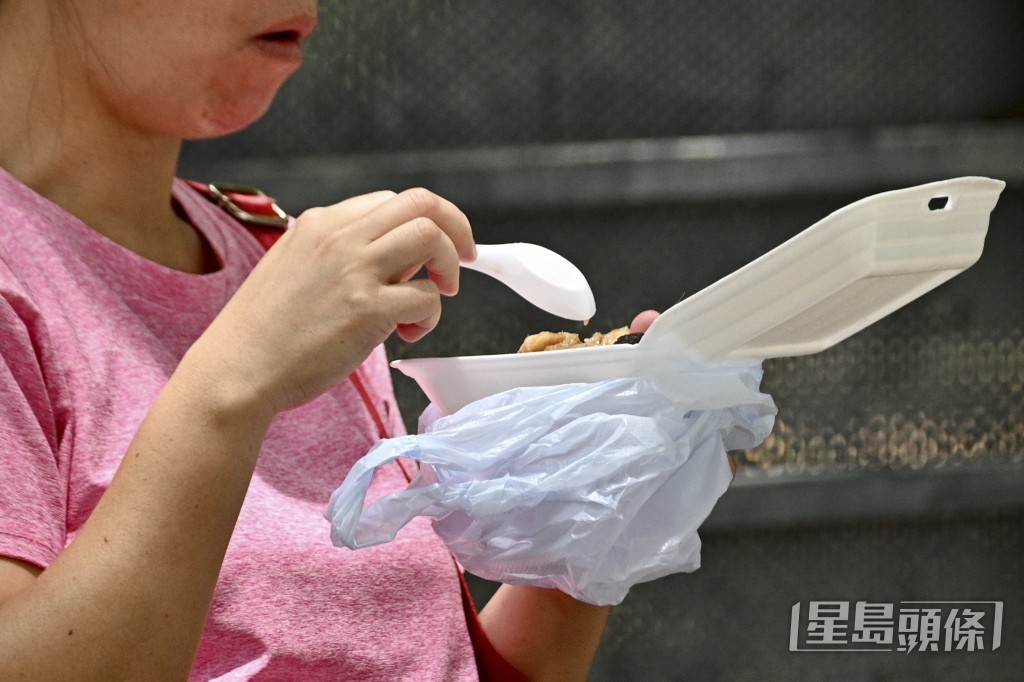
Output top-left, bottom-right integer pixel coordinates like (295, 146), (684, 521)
(0, 168), (478, 681)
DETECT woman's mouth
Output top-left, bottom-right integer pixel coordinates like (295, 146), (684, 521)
(254, 13), (318, 62)
(261, 30), (303, 43)
(258, 12), (318, 42)
(256, 33), (304, 63)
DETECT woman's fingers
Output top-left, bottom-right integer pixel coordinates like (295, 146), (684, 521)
(351, 188), (476, 261)
(368, 217), (462, 296)
(379, 279), (444, 342)
(630, 309), (660, 334)
(304, 190), (398, 227)
(301, 187), (472, 299)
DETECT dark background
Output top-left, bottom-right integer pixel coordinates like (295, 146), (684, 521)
(183, 2), (1024, 679)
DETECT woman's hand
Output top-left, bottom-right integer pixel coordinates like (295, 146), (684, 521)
(189, 187), (475, 416)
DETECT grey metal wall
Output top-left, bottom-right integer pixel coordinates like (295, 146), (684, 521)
(183, 0), (1024, 160)
(181, 1), (1024, 679)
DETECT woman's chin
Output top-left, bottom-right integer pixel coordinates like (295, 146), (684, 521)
(187, 96), (280, 140)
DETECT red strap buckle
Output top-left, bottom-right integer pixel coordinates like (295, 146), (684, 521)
(196, 182), (290, 227)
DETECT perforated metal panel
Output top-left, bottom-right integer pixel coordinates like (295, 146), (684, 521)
(745, 330), (1024, 473)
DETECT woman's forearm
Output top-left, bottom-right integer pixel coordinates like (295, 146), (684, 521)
(480, 584), (611, 682)
(0, 352), (275, 681)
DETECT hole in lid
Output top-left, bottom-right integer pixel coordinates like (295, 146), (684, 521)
(928, 195), (950, 211)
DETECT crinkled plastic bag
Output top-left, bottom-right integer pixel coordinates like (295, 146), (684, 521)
(325, 359), (776, 605)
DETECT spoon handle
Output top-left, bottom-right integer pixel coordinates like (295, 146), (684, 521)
(461, 244), (522, 279)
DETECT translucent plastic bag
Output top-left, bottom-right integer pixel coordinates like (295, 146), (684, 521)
(325, 358), (776, 605)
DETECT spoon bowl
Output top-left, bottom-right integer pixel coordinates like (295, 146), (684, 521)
(461, 242), (597, 321)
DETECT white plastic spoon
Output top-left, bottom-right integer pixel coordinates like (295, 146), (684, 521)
(461, 242), (597, 321)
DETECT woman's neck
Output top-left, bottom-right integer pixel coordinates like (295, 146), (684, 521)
(0, 2), (211, 274)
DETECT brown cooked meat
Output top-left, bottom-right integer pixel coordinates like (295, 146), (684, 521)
(518, 326), (635, 353)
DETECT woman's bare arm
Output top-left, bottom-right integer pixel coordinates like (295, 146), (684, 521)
(0, 362), (275, 680)
(480, 585), (611, 682)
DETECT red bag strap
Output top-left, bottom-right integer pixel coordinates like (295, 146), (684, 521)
(186, 179), (527, 681)
(184, 180), (290, 251)
(347, 370), (391, 441)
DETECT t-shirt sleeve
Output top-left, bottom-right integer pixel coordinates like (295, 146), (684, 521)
(0, 294), (67, 568)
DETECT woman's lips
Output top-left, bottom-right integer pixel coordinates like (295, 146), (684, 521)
(256, 36), (303, 63)
(258, 12), (318, 41)
(254, 12), (317, 62)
